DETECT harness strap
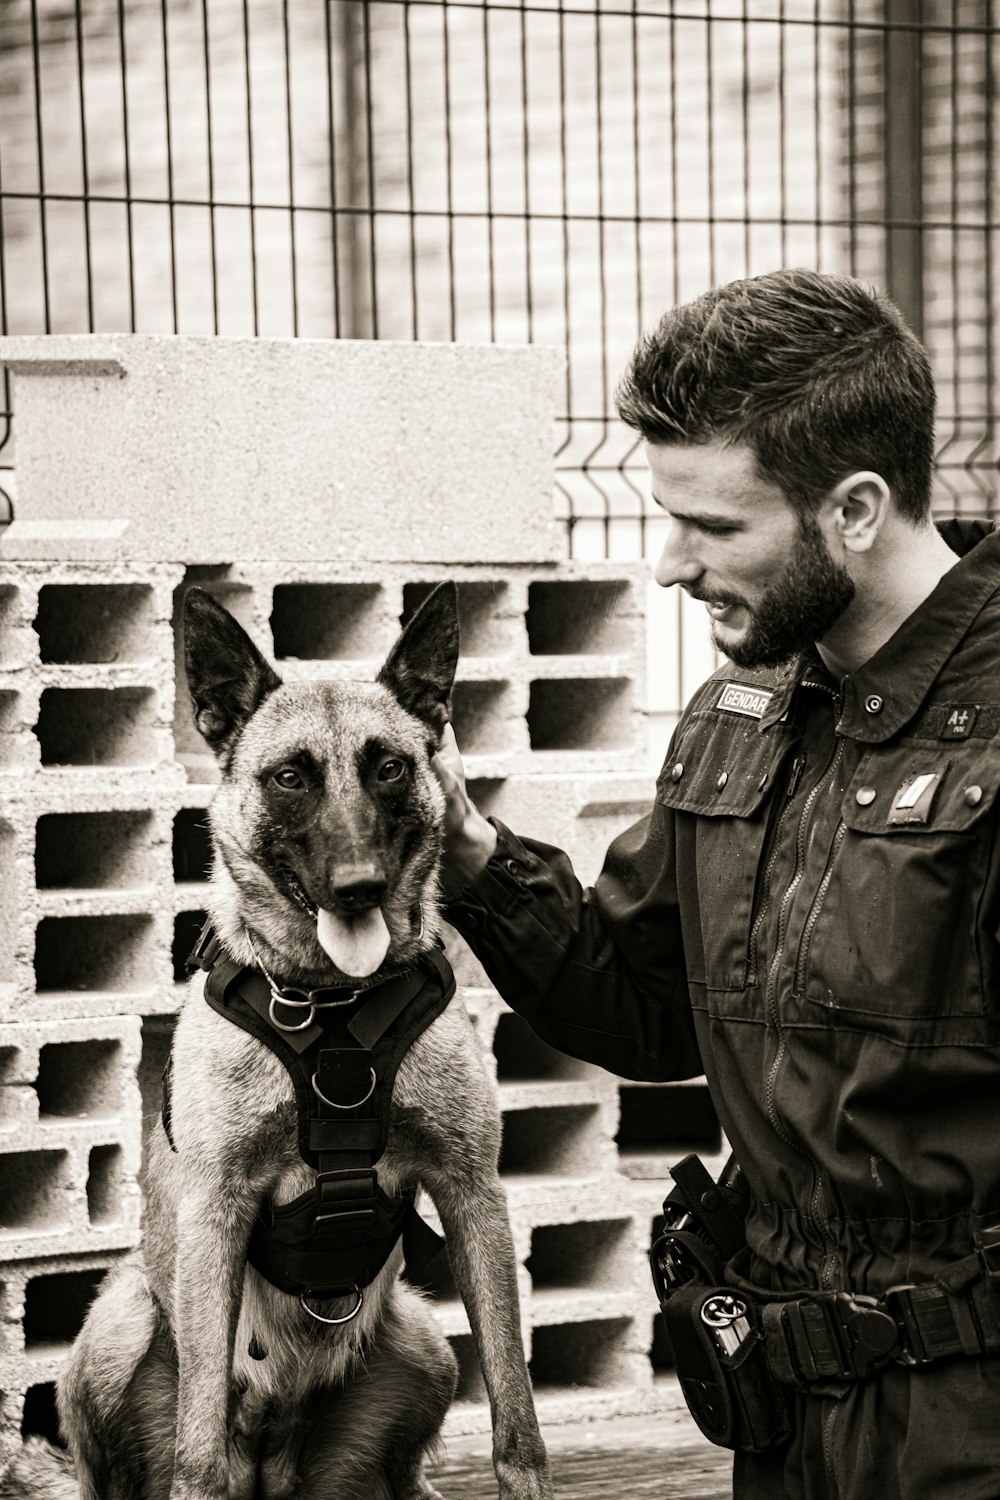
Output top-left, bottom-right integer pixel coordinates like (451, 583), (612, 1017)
(162, 922), (455, 1301)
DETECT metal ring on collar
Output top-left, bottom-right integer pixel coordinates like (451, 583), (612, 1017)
(268, 993), (316, 1032)
(311, 1067), (377, 1110)
(299, 1287), (364, 1325)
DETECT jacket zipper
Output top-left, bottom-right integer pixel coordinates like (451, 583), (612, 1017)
(795, 819), (848, 997)
(746, 753), (806, 986)
(762, 731), (846, 1291)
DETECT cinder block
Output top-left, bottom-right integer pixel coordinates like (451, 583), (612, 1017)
(616, 1081), (723, 1182)
(0, 1016), (142, 1263)
(0, 336), (564, 566)
(0, 1250), (127, 1466)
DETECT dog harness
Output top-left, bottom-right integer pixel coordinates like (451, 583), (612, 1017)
(163, 925), (455, 1318)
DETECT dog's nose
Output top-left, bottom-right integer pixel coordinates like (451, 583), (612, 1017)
(330, 866), (387, 913)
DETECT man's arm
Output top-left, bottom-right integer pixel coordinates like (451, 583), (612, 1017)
(435, 725), (702, 1082)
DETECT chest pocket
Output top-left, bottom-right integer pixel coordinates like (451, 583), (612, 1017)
(657, 712), (794, 991)
(797, 743), (1000, 1036)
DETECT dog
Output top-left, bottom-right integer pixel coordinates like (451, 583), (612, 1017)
(1, 582), (552, 1500)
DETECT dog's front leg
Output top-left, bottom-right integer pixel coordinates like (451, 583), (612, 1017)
(169, 1181), (255, 1500)
(428, 1171), (553, 1500)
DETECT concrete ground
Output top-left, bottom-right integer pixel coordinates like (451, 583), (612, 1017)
(433, 1415), (733, 1498)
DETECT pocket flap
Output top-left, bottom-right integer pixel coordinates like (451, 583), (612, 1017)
(656, 712), (792, 818)
(841, 748), (996, 834)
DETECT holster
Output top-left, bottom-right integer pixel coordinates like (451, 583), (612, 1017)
(650, 1153), (791, 1454)
(662, 1280), (792, 1453)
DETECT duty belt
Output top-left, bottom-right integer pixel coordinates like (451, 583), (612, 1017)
(759, 1234), (1000, 1387)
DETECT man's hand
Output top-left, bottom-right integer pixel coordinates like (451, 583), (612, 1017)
(433, 722), (498, 895)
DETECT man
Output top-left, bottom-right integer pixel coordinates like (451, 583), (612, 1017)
(434, 268), (1000, 1499)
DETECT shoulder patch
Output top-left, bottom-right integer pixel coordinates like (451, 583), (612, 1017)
(716, 681), (774, 719)
(888, 770), (944, 825)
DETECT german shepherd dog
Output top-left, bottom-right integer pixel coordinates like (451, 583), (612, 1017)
(1, 583), (552, 1500)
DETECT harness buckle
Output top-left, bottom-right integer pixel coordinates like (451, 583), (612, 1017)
(313, 1168), (378, 1230)
(977, 1227), (1000, 1285)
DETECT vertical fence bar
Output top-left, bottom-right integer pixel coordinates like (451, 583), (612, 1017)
(741, 0), (751, 274)
(74, 0), (95, 332)
(117, 0), (137, 332)
(282, 0), (299, 337)
(361, 1), (378, 339)
(160, 0), (179, 333)
(0, 93), (12, 522)
(402, 0), (419, 341)
(242, 0), (260, 335)
(520, 0), (534, 342)
(324, 0), (343, 340)
(482, 2), (497, 340)
(28, 0), (51, 333)
(554, 0), (574, 549)
(442, 1), (458, 340)
(705, 10), (717, 287)
(846, 0), (859, 274)
(201, 0), (219, 335)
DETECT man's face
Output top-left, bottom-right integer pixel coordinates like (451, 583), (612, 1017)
(648, 439), (855, 669)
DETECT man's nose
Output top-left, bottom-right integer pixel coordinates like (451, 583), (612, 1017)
(654, 522), (702, 590)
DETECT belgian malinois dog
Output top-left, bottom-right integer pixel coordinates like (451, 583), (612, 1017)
(1, 583), (552, 1500)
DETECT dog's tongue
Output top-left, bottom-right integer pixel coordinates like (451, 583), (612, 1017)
(316, 906), (391, 978)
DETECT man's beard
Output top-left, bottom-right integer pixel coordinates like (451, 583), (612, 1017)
(713, 516), (856, 669)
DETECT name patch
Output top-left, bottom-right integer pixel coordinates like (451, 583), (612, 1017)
(716, 682), (774, 719)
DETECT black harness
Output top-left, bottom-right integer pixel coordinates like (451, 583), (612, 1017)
(164, 925), (454, 1312)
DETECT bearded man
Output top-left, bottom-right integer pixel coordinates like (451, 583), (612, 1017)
(435, 267), (1000, 1499)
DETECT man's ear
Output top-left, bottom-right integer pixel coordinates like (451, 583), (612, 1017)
(377, 582), (460, 742)
(825, 471), (891, 554)
(183, 588), (281, 753)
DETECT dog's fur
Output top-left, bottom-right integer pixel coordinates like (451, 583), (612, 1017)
(1, 583), (551, 1500)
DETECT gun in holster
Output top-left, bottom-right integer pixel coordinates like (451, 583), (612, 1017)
(650, 1153), (792, 1453)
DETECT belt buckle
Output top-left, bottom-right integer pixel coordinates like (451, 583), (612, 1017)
(829, 1292), (899, 1377)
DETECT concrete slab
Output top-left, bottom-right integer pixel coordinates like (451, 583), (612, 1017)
(0, 336), (564, 566)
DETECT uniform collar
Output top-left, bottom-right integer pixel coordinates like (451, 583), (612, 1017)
(758, 522), (1000, 742)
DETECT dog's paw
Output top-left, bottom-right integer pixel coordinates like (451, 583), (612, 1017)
(496, 1469), (555, 1500)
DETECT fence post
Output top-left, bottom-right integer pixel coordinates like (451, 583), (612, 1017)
(330, 0), (371, 339)
(883, 0), (925, 340)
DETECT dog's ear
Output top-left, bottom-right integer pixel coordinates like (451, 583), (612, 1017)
(183, 588), (281, 753)
(377, 581), (460, 741)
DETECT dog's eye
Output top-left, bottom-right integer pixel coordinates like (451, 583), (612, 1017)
(377, 758), (405, 783)
(272, 766), (304, 790)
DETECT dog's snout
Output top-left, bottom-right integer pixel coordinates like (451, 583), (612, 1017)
(330, 865), (387, 912)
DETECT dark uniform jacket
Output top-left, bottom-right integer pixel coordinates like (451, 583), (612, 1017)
(446, 520), (1000, 1300)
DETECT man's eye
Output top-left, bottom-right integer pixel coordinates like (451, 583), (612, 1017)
(272, 766), (304, 790)
(378, 758), (406, 783)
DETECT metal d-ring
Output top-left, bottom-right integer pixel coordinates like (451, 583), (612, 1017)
(311, 1066), (376, 1110)
(268, 992), (316, 1032)
(299, 1287), (364, 1325)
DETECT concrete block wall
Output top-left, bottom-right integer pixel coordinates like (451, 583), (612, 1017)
(0, 330), (719, 1460)
(0, 549), (719, 1456)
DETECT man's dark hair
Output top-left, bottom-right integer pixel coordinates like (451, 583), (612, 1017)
(615, 268), (935, 522)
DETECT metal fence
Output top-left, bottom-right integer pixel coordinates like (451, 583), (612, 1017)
(0, 0), (997, 553)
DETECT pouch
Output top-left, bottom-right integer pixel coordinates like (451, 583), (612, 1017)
(663, 1281), (793, 1453)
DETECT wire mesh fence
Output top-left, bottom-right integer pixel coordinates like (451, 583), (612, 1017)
(0, 0), (997, 555)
